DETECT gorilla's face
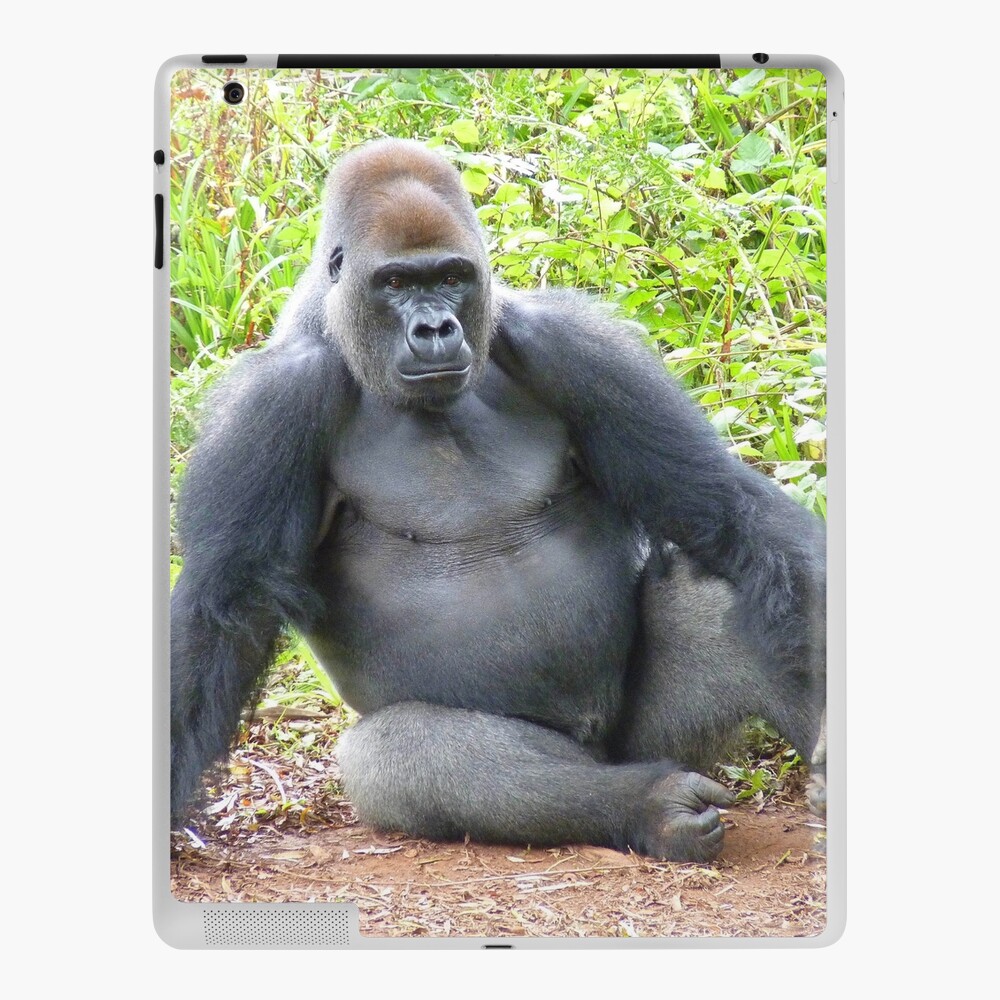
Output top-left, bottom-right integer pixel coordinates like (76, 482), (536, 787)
(327, 247), (490, 409)
(317, 140), (495, 410)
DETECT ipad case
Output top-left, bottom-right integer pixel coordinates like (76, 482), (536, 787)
(154, 55), (844, 948)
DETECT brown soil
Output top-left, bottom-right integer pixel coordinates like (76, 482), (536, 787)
(172, 804), (825, 939)
(170, 711), (826, 939)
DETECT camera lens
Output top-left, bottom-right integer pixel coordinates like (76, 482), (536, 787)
(223, 82), (245, 105)
(752, 52), (769, 65)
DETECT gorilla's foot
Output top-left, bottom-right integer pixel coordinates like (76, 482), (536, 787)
(635, 771), (733, 863)
(806, 769), (827, 816)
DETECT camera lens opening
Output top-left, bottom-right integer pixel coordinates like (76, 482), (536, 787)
(752, 52), (770, 65)
(223, 82), (245, 106)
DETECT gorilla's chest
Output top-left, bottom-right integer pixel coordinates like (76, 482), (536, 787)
(311, 367), (639, 724)
(328, 375), (573, 542)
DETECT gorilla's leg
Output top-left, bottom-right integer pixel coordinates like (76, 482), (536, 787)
(337, 701), (733, 863)
(611, 547), (825, 776)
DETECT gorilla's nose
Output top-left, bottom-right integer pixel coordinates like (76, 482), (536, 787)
(406, 313), (465, 364)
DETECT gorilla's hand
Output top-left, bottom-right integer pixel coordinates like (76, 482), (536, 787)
(634, 771), (734, 863)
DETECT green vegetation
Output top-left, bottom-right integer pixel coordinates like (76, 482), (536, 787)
(169, 66), (827, 793)
(717, 718), (805, 804)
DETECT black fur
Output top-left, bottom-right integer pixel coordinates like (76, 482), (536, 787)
(170, 139), (825, 861)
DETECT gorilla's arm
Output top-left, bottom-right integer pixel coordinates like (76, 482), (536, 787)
(494, 289), (825, 675)
(170, 318), (347, 823)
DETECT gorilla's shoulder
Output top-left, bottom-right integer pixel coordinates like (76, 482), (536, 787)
(496, 284), (601, 323)
(264, 326), (340, 372)
(236, 321), (348, 388)
(493, 284), (650, 361)
(202, 324), (352, 434)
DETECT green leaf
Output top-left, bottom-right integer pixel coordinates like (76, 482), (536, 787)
(608, 209), (633, 231)
(460, 168), (489, 196)
(794, 419), (826, 443)
(728, 442), (764, 458)
(757, 248), (792, 275)
(449, 119), (480, 145)
(493, 182), (526, 204)
(773, 461), (813, 480)
(703, 166), (728, 190)
(670, 143), (702, 161)
(693, 73), (734, 143)
(710, 406), (742, 430)
(733, 133), (773, 172)
(727, 69), (766, 98)
(605, 231), (646, 247)
(389, 82), (422, 102)
(350, 74), (387, 97)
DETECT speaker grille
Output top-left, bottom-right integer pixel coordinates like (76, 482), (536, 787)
(203, 907), (353, 947)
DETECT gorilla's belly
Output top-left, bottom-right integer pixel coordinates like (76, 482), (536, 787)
(308, 496), (640, 743)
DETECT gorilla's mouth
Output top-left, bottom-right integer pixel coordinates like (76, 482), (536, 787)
(398, 365), (471, 383)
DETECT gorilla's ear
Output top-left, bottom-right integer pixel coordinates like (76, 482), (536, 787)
(328, 245), (344, 284)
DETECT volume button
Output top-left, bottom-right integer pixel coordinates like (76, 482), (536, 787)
(154, 194), (164, 269)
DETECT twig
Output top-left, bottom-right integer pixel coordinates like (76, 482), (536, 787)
(244, 757), (287, 806)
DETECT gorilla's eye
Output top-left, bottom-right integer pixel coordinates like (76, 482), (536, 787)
(387, 276), (403, 290)
(443, 274), (460, 286)
(328, 246), (344, 284)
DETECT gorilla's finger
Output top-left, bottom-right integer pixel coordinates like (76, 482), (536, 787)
(684, 773), (735, 808)
(694, 806), (721, 832)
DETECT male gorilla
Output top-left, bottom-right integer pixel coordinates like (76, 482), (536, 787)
(171, 139), (825, 862)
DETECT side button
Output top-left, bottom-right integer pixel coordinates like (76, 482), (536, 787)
(154, 194), (164, 269)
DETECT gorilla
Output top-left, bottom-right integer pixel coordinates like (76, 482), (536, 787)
(170, 139), (826, 862)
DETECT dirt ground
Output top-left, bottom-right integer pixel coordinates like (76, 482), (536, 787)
(170, 711), (827, 939)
